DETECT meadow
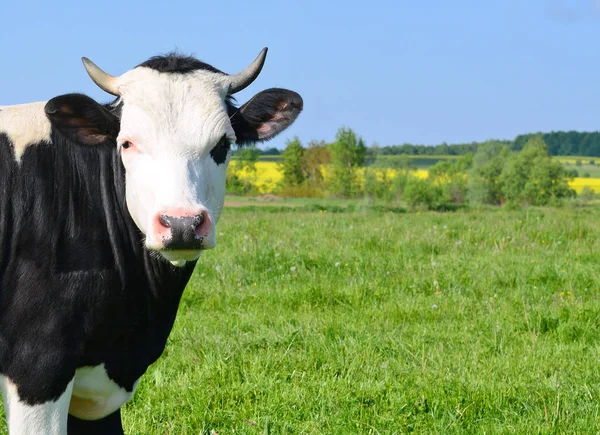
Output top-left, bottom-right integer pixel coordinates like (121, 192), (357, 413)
(1, 203), (600, 433)
(116, 205), (600, 432)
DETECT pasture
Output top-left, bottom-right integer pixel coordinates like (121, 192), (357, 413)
(8, 204), (600, 433)
(2, 204), (600, 433)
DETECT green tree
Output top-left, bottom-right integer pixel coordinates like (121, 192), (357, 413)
(236, 146), (260, 173)
(228, 146), (261, 195)
(302, 140), (331, 190)
(403, 177), (449, 210)
(364, 169), (393, 201)
(467, 141), (510, 205)
(428, 153), (473, 205)
(279, 137), (305, 187)
(328, 127), (367, 197)
(501, 135), (574, 206)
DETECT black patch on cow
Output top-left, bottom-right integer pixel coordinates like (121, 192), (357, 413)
(210, 135), (231, 165)
(0, 119), (197, 413)
(68, 409), (124, 435)
(137, 52), (225, 75)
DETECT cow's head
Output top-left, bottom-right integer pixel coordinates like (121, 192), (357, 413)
(44, 49), (302, 266)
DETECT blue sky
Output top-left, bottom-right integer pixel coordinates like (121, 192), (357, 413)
(1, 0), (599, 149)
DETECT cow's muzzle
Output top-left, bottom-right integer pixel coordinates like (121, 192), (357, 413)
(150, 207), (213, 253)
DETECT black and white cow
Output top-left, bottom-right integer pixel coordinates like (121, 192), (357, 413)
(0, 48), (302, 434)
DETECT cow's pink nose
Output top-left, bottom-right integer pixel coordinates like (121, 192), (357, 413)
(153, 208), (211, 250)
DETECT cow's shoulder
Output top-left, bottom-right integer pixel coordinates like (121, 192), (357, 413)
(0, 102), (52, 161)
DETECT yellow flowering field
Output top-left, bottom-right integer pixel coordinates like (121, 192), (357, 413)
(569, 177), (600, 193)
(229, 160), (600, 194)
(228, 161), (283, 193)
(228, 161), (429, 193)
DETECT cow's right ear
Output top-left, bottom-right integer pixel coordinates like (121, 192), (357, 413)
(45, 93), (119, 146)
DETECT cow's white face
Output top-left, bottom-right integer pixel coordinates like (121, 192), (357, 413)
(116, 68), (234, 261)
(44, 50), (303, 265)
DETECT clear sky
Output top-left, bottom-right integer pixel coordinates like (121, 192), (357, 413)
(1, 0), (599, 149)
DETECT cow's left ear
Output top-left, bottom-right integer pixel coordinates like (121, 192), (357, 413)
(232, 88), (303, 145)
(45, 93), (119, 146)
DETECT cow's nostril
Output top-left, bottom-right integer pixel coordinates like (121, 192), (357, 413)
(158, 214), (171, 229)
(194, 211), (209, 237)
(193, 213), (204, 228)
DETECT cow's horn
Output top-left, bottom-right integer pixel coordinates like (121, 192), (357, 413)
(228, 48), (268, 94)
(81, 58), (121, 96)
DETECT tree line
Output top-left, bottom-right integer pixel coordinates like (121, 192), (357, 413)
(254, 131), (600, 158)
(227, 127), (585, 209)
(378, 131), (600, 157)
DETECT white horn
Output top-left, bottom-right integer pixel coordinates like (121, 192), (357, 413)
(81, 57), (121, 96)
(228, 48), (268, 94)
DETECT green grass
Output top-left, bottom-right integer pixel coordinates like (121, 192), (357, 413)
(224, 195), (408, 214)
(4, 205), (600, 433)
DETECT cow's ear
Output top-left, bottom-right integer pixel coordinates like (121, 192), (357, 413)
(44, 93), (119, 146)
(232, 88), (303, 145)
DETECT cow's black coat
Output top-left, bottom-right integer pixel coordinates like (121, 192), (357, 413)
(0, 124), (196, 432)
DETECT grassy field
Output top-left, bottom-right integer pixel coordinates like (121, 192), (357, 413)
(2, 204), (600, 433)
(123, 205), (600, 433)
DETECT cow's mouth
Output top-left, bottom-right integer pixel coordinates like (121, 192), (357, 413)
(158, 249), (203, 267)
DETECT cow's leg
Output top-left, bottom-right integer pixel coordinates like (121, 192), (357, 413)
(0, 375), (74, 435)
(67, 409), (124, 435)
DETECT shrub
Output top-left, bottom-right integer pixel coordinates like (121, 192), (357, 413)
(364, 169), (393, 201)
(328, 127), (367, 197)
(579, 186), (596, 203)
(279, 137), (305, 188)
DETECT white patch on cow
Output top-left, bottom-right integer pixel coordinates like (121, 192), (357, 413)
(0, 102), (51, 161)
(113, 67), (234, 260)
(0, 374), (74, 435)
(68, 364), (138, 421)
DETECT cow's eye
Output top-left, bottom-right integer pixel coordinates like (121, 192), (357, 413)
(121, 141), (133, 150)
(210, 135), (231, 165)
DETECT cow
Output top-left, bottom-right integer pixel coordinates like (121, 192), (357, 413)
(0, 48), (302, 434)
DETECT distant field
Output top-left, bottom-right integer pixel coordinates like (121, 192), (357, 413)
(240, 154), (599, 170)
(561, 162), (600, 179)
(229, 155), (600, 193)
(556, 156), (600, 164)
